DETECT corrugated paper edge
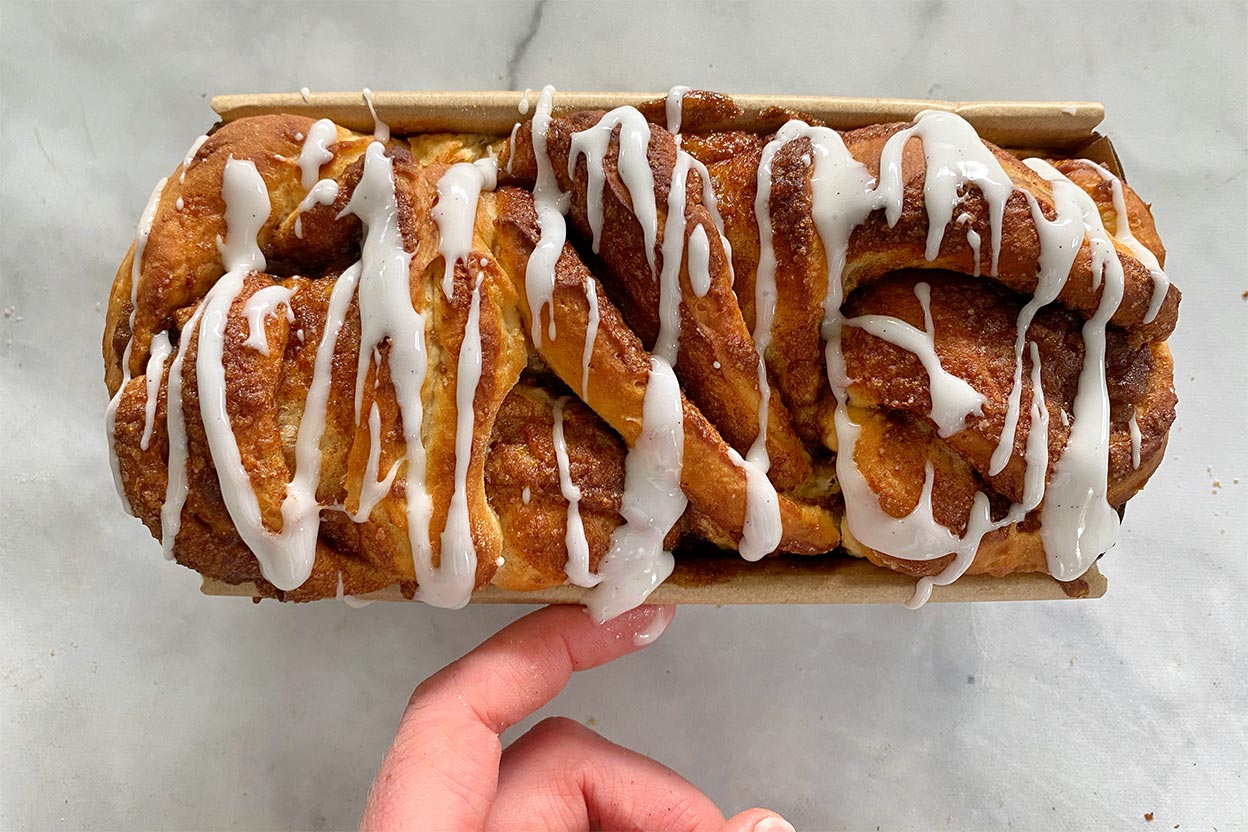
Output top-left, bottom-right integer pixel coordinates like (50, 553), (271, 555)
(201, 89), (1116, 606)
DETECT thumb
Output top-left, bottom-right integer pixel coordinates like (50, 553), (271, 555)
(720, 808), (796, 832)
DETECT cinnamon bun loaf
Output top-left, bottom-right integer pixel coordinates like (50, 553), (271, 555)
(103, 87), (1177, 619)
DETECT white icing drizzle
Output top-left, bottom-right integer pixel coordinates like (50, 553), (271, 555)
(293, 178), (339, 239)
(159, 304), (203, 559)
(844, 282), (986, 438)
(241, 284), (296, 356)
(583, 356), (686, 623)
(754, 121), (879, 471)
(521, 485), (531, 504)
(581, 279), (599, 397)
(300, 87), (311, 103)
(987, 173), (1083, 476)
(348, 397), (399, 523)
(745, 113), (1082, 606)
(179, 135), (208, 185)
(361, 88), (390, 142)
(107, 176), (167, 512)
(139, 331), (173, 451)
(525, 85), (571, 344)
(665, 85), (691, 134)
(340, 144), (427, 566)
(439, 274), (486, 591)
(748, 133), (784, 473)
(575, 108), (689, 617)
(1128, 408), (1142, 470)
(196, 157), (329, 590)
(505, 122), (522, 175)
(877, 110), (1015, 275)
(335, 571), (373, 608)
(297, 119), (338, 191)
(570, 102), (780, 610)
(175, 197), (184, 211)
(653, 150), (694, 363)
(569, 106), (658, 275)
(687, 224), (712, 298)
(553, 397), (600, 587)
(725, 448), (783, 561)
(518, 89), (532, 115)
(1086, 161), (1170, 323)
(344, 142), (474, 608)
(193, 159), (346, 585)
(432, 160), (498, 298)
(955, 212), (981, 276)
(1027, 158), (1125, 581)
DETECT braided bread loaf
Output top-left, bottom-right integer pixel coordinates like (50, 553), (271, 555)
(103, 88), (1177, 618)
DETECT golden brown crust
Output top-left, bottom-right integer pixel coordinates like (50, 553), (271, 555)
(105, 92), (1178, 599)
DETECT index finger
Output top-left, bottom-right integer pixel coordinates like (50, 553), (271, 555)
(360, 603), (675, 831)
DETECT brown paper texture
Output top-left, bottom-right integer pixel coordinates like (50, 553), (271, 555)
(200, 90), (1118, 606)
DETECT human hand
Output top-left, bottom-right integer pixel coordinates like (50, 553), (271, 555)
(360, 604), (793, 831)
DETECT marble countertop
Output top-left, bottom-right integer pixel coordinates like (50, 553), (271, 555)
(2, 2), (1246, 829)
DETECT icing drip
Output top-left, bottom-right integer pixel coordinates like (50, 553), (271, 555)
(687, 224), (712, 298)
(583, 357), (686, 623)
(665, 85), (691, 134)
(140, 332), (173, 451)
(299, 87), (311, 103)
(1087, 161), (1170, 323)
(179, 135), (208, 185)
(335, 571), (373, 608)
(294, 178), (339, 239)
(581, 280), (599, 397)
(432, 159), (498, 298)
(361, 88), (390, 142)
(518, 89), (532, 115)
(1026, 158), (1125, 581)
(348, 394), (400, 522)
(569, 104), (780, 609)
(196, 157), (334, 590)
(521, 485), (531, 504)
(439, 274), (486, 591)
(553, 397), (600, 587)
(107, 176), (167, 512)
(569, 107), (659, 276)
(297, 119), (338, 190)
(726, 448), (783, 561)
(988, 176), (1083, 475)
(877, 110), (1015, 275)
(1128, 408), (1142, 470)
(525, 85), (571, 344)
(843, 282), (986, 438)
(667, 146), (782, 559)
(343, 143), (463, 604)
(160, 305), (204, 559)
(909, 339), (1052, 606)
(955, 213), (981, 276)
(653, 151), (695, 363)
(749, 133), (784, 472)
(747, 114), (1065, 606)
(505, 122), (521, 174)
(241, 284), (296, 356)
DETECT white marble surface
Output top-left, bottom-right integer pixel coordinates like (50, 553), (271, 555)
(2, 1), (1246, 829)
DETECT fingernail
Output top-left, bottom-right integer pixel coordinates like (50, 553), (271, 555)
(631, 605), (675, 646)
(753, 817), (796, 832)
